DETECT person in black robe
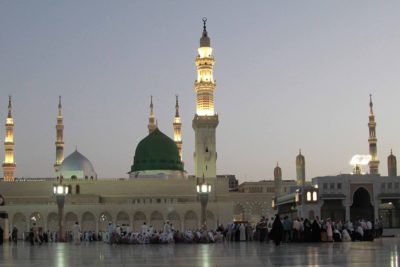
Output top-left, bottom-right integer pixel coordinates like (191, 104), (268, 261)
(311, 217), (321, 242)
(269, 214), (283, 246)
(303, 218), (312, 242)
(0, 226), (3, 245)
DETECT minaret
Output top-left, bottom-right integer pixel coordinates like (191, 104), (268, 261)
(296, 149), (305, 186)
(2, 96), (16, 181)
(148, 96), (157, 134)
(173, 95), (183, 161)
(368, 94), (380, 174)
(388, 150), (397, 177)
(192, 18), (219, 178)
(274, 162), (283, 197)
(54, 96), (64, 173)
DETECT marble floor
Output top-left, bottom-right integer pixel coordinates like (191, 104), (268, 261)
(0, 238), (399, 267)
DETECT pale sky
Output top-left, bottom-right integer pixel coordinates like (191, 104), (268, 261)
(1, 1), (400, 182)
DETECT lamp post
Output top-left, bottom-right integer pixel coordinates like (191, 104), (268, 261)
(196, 176), (211, 230)
(53, 183), (69, 242)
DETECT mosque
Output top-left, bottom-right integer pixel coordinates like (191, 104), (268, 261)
(0, 20), (281, 240)
(0, 20), (399, 242)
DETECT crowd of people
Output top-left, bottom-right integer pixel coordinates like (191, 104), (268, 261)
(256, 215), (383, 246)
(0, 216), (384, 246)
(106, 222), (224, 244)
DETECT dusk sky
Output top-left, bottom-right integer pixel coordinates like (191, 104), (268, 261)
(1, 1), (400, 182)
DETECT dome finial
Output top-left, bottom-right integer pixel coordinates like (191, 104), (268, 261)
(299, 149), (302, 155)
(150, 95), (154, 116)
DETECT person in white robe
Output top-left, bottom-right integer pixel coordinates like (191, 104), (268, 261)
(141, 222), (148, 235)
(239, 223), (246, 241)
(73, 222), (81, 245)
(107, 222), (113, 243)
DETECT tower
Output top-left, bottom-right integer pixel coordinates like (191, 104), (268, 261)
(192, 18), (219, 178)
(173, 95), (183, 161)
(2, 96), (16, 181)
(368, 94), (380, 174)
(274, 162), (283, 197)
(54, 96), (64, 174)
(296, 149), (305, 186)
(148, 96), (157, 134)
(388, 150), (397, 177)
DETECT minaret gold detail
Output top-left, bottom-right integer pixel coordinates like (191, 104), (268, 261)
(388, 149), (397, 177)
(3, 96), (16, 181)
(173, 95), (183, 161)
(54, 96), (64, 174)
(148, 96), (157, 134)
(368, 94), (380, 174)
(193, 18), (219, 178)
(296, 149), (305, 186)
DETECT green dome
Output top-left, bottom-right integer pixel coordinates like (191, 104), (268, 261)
(130, 128), (183, 172)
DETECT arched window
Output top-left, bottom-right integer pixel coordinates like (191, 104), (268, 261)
(312, 191), (317, 201)
(307, 191), (312, 201)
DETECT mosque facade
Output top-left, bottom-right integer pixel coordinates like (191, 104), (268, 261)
(0, 20), (277, 240)
(1, 20), (399, 242)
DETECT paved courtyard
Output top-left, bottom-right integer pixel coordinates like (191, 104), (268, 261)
(0, 238), (399, 267)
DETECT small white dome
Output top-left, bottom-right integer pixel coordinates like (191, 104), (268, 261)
(60, 150), (97, 179)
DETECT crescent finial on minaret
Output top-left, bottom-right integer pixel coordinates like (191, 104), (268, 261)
(175, 95), (180, 117)
(58, 96), (62, 116)
(8, 95), (12, 118)
(369, 94), (373, 114)
(202, 17), (207, 32)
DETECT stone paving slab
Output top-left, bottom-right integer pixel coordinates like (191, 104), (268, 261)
(0, 238), (398, 267)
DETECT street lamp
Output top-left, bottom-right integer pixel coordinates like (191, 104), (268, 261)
(53, 183), (69, 242)
(196, 176), (211, 230)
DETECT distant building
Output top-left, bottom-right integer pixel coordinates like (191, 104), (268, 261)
(275, 96), (400, 228)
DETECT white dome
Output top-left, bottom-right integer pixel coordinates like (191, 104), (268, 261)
(60, 150), (97, 179)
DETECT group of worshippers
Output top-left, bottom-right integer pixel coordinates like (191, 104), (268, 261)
(106, 221), (224, 245)
(265, 215), (380, 246)
(223, 222), (253, 242)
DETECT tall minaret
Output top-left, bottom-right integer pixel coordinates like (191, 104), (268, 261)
(148, 96), (157, 134)
(296, 149), (305, 186)
(173, 95), (183, 161)
(54, 96), (64, 174)
(192, 18), (219, 178)
(2, 96), (16, 181)
(368, 94), (380, 174)
(274, 162), (283, 197)
(388, 150), (397, 177)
